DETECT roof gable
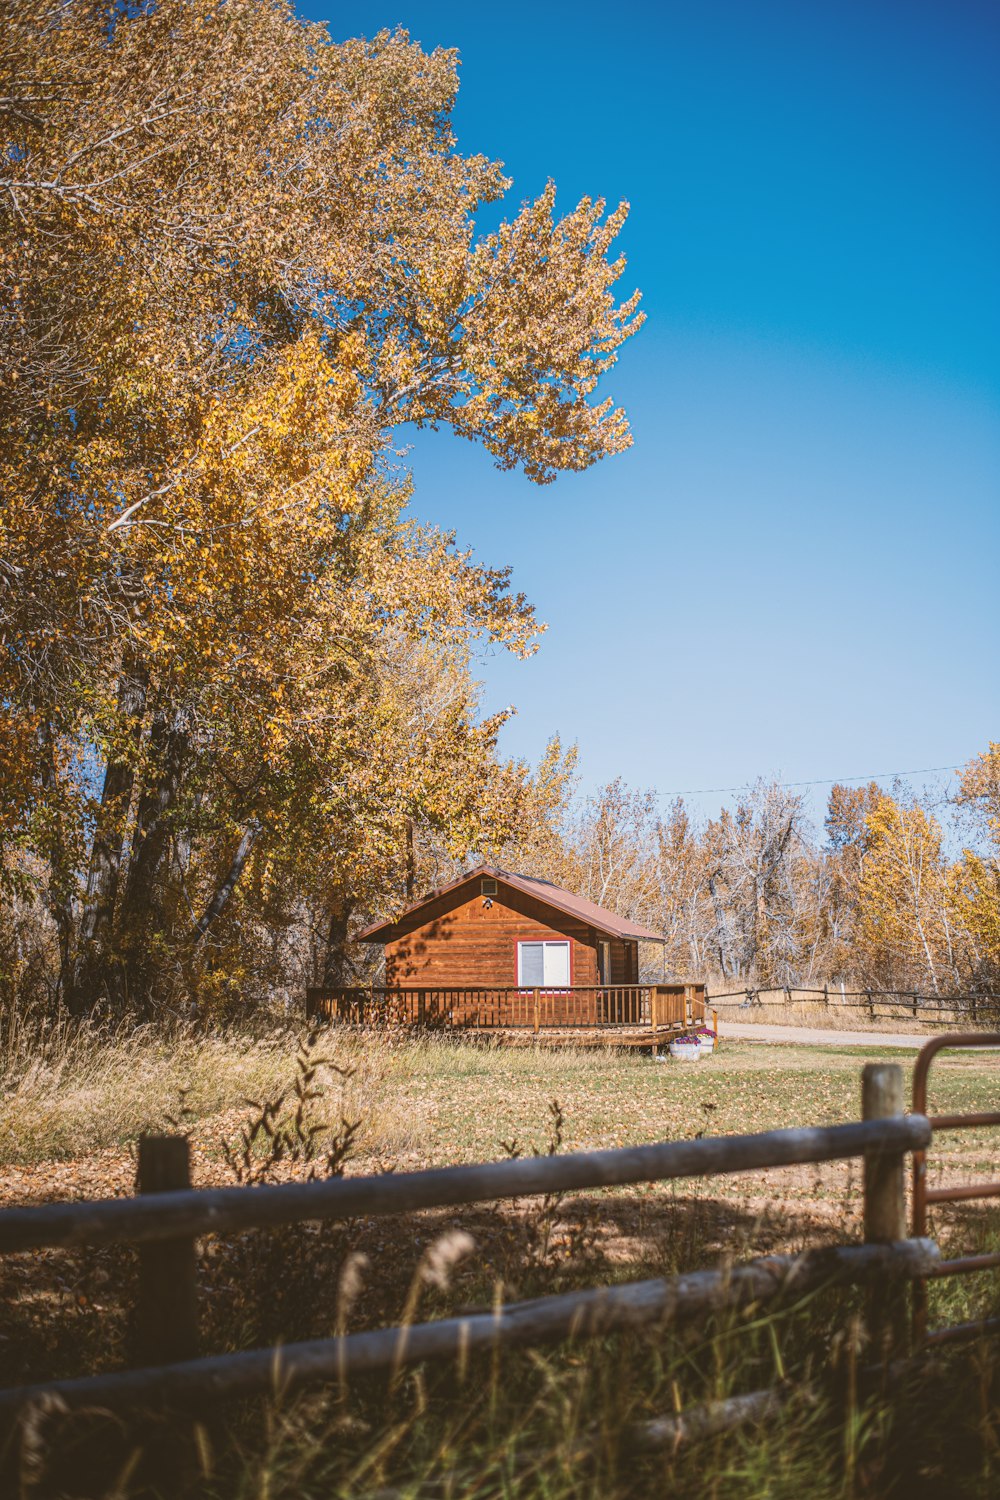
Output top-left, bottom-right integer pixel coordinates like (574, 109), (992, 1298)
(357, 865), (664, 944)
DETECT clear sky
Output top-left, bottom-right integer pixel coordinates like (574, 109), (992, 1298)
(303, 0), (999, 827)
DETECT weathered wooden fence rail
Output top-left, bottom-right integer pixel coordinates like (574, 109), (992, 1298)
(0, 1115), (929, 1255)
(0, 1041), (996, 1428)
(0, 1240), (939, 1418)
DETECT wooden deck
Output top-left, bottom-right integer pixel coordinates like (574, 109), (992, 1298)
(306, 983), (707, 1048)
(432, 1024), (693, 1052)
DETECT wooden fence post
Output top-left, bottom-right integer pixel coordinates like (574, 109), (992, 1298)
(533, 987), (540, 1035)
(135, 1135), (198, 1367)
(861, 1064), (907, 1356)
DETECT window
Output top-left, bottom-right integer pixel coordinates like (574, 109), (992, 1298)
(518, 941), (570, 988)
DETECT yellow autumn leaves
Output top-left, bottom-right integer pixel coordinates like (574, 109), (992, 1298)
(0, 1), (641, 1015)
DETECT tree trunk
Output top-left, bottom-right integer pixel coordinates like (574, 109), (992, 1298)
(116, 707), (192, 1013)
(707, 871), (732, 979)
(70, 656), (149, 1012)
(405, 816), (416, 901)
(321, 901), (356, 987)
(121, 707), (190, 926)
(190, 819), (264, 946)
(39, 722), (75, 1004)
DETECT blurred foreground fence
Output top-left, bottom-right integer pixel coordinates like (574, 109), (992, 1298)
(0, 1037), (996, 1450)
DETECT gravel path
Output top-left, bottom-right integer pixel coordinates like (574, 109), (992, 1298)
(716, 1020), (930, 1049)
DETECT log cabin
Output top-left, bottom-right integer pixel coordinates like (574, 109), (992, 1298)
(355, 865), (666, 1026)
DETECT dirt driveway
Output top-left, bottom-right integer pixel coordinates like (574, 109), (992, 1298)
(716, 1020), (932, 1049)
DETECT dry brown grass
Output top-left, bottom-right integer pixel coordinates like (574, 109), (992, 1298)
(0, 1016), (997, 1499)
(0, 1014), (416, 1171)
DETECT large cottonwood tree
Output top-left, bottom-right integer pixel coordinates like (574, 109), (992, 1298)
(0, 1), (642, 1013)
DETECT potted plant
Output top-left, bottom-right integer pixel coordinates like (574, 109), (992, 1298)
(693, 1025), (717, 1057)
(667, 1033), (702, 1061)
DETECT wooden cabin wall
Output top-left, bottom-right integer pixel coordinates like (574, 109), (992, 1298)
(383, 883), (600, 988)
(606, 938), (639, 984)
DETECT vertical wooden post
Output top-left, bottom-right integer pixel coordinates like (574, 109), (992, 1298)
(861, 1063), (907, 1355)
(135, 1135), (198, 1367)
(650, 987), (658, 1032)
(862, 1064), (905, 1241)
(533, 987), (540, 1035)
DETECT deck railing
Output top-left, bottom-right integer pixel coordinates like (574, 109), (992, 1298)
(306, 983), (706, 1033)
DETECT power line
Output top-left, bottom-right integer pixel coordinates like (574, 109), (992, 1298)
(654, 764), (961, 799)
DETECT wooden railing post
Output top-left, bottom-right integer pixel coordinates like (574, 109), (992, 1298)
(533, 987), (541, 1034)
(650, 986), (658, 1032)
(861, 1063), (908, 1356)
(135, 1135), (198, 1367)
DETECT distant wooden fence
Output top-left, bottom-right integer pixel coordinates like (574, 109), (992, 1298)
(707, 985), (998, 1025)
(0, 1038), (996, 1441)
(306, 982), (706, 1033)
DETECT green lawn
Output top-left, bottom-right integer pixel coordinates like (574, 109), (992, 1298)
(3, 1026), (995, 1184)
(376, 1036), (998, 1179)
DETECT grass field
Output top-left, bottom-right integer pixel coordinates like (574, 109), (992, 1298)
(2, 1024), (996, 1219)
(1, 1021), (997, 1498)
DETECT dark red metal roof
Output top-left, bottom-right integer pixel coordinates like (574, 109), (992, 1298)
(357, 864), (665, 944)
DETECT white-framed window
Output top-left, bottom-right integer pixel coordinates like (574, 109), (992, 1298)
(517, 940), (570, 988)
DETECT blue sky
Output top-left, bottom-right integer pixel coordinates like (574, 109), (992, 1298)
(304, 0), (999, 827)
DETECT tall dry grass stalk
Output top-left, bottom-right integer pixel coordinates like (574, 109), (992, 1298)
(0, 1014), (413, 1168)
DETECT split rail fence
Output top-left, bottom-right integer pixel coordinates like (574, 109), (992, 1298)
(0, 1036), (996, 1440)
(707, 984), (999, 1026)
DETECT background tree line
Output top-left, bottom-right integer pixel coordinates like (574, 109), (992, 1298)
(478, 744), (999, 998)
